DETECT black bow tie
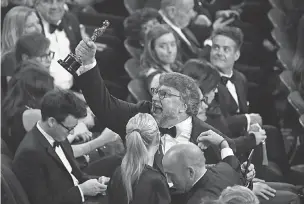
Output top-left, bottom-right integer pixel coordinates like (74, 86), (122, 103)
(159, 126), (177, 138)
(53, 141), (61, 149)
(49, 22), (63, 34)
(221, 75), (234, 86)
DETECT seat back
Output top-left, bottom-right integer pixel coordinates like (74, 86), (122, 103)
(1, 165), (30, 204)
(1, 137), (13, 159)
(128, 79), (151, 102)
(268, 8), (287, 29)
(124, 39), (142, 60)
(279, 70), (297, 92)
(124, 58), (141, 79)
(300, 114), (304, 128)
(1, 154), (13, 169)
(288, 91), (304, 115)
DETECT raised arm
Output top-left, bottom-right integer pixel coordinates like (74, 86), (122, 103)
(74, 38), (150, 138)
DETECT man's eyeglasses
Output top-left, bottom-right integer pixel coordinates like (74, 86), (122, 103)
(58, 122), (77, 133)
(200, 95), (208, 104)
(40, 51), (55, 60)
(151, 88), (181, 100)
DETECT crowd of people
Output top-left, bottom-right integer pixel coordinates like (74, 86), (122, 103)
(1, 0), (304, 204)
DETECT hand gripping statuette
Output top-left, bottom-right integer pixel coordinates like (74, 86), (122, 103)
(57, 20), (110, 76)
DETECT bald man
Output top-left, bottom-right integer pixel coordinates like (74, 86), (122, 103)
(163, 131), (245, 204)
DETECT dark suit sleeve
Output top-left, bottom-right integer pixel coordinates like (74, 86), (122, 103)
(233, 133), (256, 154)
(13, 150), (82, 204)
(226, 114), (248, 135)
(133, 176), (171, 204)
(222, 155), (241, 173)
(76, 66), (150, 139)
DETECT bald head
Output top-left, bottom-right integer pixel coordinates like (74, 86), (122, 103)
(163, 143), (205, 168)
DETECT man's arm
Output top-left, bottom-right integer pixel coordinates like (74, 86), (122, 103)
(74, 39), (150, 138)
(13, 150), (83, 204)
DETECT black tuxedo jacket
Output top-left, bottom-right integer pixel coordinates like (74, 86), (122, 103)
(76, 66), (236, 173)
(186, 155), (245, 204)
(38, 11), (82, 53)
(13, 126), (96, 204)
(216, 70), (249, 135)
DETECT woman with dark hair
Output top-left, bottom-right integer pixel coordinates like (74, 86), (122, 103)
(107, 113), (171, 204)
(2, 62), (54, 153)
(140, 24), (182, 93)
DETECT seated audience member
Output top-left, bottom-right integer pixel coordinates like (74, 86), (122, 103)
(2, 64), (54, 154)
(1, 6), (42, 93)
(209, 26), (302, 183)
(1, 61), (116, 158)
(13, 89), (109, 204)
(182, 59), (266, 155)
(163, 134), (245, 204)
(140, 24), (182, 92)
(124, 7), (161, 50)
(107, 113), (171, 204)
(219, 185), (259, 204)
(14, 32), (53, 70)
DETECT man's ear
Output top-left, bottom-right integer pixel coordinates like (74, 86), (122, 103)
(21, 54), (29, 61)
(188, 167), (195, 179)
(179, 103), (188, 113)
(166, 6), (176, 19)
(234, 49), (240, 61)
(47, 117), (56, 128)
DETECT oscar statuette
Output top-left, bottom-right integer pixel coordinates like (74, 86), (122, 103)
(57, 20), (110, 77)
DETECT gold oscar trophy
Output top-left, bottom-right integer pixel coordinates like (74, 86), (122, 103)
(57, 20), (110, 77)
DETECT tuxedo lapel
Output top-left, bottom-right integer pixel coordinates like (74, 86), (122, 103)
(217, 84), (239, 115)
(182, 28), (200, 48)
(232, 72), (248, 113)
(61, 14), (77, 50)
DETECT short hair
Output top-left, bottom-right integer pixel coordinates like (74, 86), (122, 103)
(40, 89), (87, 122)
(219, 185), (259, 204)
(211, 26), (244, 50)
(15, 32), (50, 64)
(1, 6), (36, 57)
(161, 0), (185, 9)
(159, 72), (200, 116)
(182, 59), (220, 94)
(124, 8), (160, 42)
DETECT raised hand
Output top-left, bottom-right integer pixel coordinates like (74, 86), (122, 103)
(75, 37), (97, 66)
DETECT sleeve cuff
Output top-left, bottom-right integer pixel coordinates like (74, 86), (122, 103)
(245, 114), (251, 131)
(76, 59), (97, 76)
(221, 147), (234, 159)
(77, 185), (85, 202)
(204, 39), (213, 47)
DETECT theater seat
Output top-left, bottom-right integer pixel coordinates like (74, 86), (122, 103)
(300, 114), (304, 128)
(1, 165), (30, 204)
(288, 91), (304, 115)
(1, 154), (12, 169)
(124, 38), (142, 60)
(279, 70), (297, 92)
(277, 48), (294, 70)
(268, 0), (286, 12)
(268, 8), (287, 29)
(124, 58), (141, 79)
(1, 138), (13, 159)
(271, 28), (295, 50)
(128, 79), (151, 102)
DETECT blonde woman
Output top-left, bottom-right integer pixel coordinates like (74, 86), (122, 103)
(1, 6), (42, 89)
(140, 24), (182, 93)
(107, 113), (171, 204)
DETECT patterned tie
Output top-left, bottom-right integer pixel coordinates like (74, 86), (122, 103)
(159, 126), (177, 138)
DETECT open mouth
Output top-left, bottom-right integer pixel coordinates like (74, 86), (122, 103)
(151, 103), (163, 115)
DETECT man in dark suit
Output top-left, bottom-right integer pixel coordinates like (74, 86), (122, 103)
(210, 26), (304, 184)
(13, 90), (108, 204)
(163, 132), (245, 204)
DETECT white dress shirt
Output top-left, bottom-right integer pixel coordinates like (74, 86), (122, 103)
(36, 122), (84, 202)
(40, 15), (74, 90)
(220, 72), (251, 130)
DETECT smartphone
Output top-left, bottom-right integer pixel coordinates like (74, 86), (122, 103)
(244, 149), (254, 176)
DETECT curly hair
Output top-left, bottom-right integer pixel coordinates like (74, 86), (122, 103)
(211, 26), (244, 50)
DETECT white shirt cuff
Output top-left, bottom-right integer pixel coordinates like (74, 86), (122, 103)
(245, 114), (251, 131)
(204, 39), (212, 47)
(77, 185), (85, 202)
(76, 59), (97, 76)
(221, 147), (234, 159)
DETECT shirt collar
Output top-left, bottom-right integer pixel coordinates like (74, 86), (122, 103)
(159, 10), (181, 32)
(192, 168), (208, 187)
(219, 70), (233, 78)
(36, 121), (56, 146)
(175, 117), (192, 136)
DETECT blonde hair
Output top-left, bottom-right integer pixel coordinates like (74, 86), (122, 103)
(121, 113), (160, 203)
(219, 185), (259, 204)
(1, 6), (36, 58)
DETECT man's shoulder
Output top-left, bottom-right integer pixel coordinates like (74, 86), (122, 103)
(233, 69), (247, 83)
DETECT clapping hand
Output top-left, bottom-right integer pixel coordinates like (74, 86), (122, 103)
(73, 122), (93, 142)
(197, 130), (225, 150)
(75, 37), (97, 65)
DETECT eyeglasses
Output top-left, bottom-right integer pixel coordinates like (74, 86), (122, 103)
(58, 122), (77, 133)
(151, 88), (181, 100)
(40, 51), (55, 60)
(200, 95), (208, 104)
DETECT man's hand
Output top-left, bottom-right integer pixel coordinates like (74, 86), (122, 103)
(215, 10), (240, 19)
(212, 17), (235, 30)
(252, 131), (267, 145)
(253, 182), (276, 200)
(249, 113), (263, 126)
(241, 162), (255, 181)
(75, 37), (97, 66)
(197, 130), (226, 149)
(98, 176), (110, 185)
(193, 14), (212, 26)
(73, 122), (92, 142)
(79, 179), (107, 196)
